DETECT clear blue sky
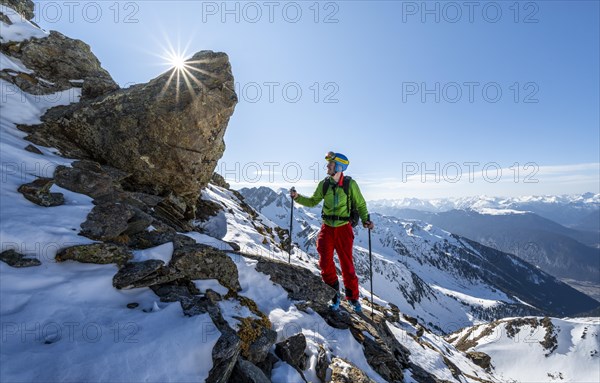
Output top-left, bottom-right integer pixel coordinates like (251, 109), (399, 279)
(35, 1), (599, 200)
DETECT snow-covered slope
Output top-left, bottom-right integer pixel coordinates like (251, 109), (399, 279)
(238, 187), (599, 334)
(446, 317), (600, 383)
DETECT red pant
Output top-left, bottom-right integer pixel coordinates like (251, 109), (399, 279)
(316, 223), (359, 301)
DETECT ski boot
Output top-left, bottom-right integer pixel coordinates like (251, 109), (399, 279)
(350, 299), (362, 313)
(329, 292), (341, 311)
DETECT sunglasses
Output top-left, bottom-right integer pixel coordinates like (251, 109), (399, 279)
(325, 151), (337, 162)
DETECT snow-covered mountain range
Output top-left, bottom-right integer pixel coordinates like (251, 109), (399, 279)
(369, 193), (600, 230)
(367, 194), (600, 302)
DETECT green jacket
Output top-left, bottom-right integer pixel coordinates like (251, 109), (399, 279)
(294, 175), (369, 227)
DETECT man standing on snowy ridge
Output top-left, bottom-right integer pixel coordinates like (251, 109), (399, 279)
(290, 151), (374, 313)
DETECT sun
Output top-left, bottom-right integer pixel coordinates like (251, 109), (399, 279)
(168, 53), (187, 70)
(156, 40), (220, 102)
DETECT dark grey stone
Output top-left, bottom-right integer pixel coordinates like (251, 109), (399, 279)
(0, 249), (40, 267)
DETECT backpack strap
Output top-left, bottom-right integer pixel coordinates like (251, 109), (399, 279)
(321, 176), (330, 197)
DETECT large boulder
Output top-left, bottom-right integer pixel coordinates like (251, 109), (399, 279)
(23, 50), (237, 216)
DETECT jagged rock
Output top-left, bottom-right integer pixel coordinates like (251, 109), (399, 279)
(0, 249), (40, 267)
(55, 243), (132, 266)
(346, 313), (406, 383)
(274, 333), (308, 371)
(24, 51), (237, 215)
(466, 351), (492, 371)
(54, 160), (128, 199)
(329, 357), (376, 383)
(228, 358), (270, 383)
(79, 201), (152, 241)
(211, 172), (230, 189)
(316, 344), (330, 383)
(7, 30), (118, 96)
(24, 144), (43, 154)
(170, 244), (241, 291)
(79, 202), (134, 241)
(0, 0), (34, 20)
(540, 317), (558, 356)
(17, 177), (64, 207)
(207, 328), (242, 383)
(255, 353), (279, 379)
(112, 260), (181, 289)
(246, 325), (277, 365)
(153, 195), (195, 231)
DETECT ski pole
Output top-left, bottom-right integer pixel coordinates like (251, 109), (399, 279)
(368, 214), (374, 317)
(288, 187), (296, 264)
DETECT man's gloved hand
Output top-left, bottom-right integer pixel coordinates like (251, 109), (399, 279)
(290, 187), (297, 200)
(363, 220), (374, 230)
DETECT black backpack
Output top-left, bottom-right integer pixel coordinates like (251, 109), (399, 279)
(321, 176), (360, 227)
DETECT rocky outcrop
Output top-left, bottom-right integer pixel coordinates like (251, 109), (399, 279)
(12, 30), (118, 96)
(211, 172), (230, 189)
(1, 15), (118, 98)
(23, 50), (237, 216)
(466, 351), (492, 371)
